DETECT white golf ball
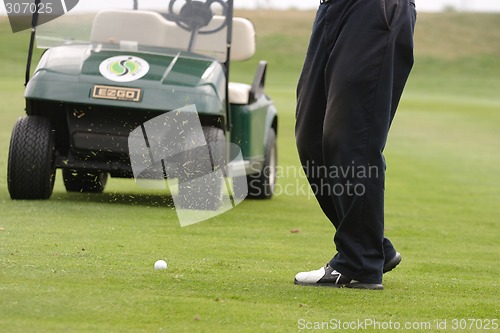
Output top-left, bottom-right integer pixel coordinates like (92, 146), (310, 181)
(154, 260), (168, 270)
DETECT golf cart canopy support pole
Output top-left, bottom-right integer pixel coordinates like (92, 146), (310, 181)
(25, 0), (41, 86)
(225, 0), (234, 131)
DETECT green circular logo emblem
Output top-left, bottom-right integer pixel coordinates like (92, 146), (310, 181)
(99, 56), (150, 82)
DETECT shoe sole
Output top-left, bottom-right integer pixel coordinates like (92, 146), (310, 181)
(383, 252), (402, 274)
(294, 279), (384, 290)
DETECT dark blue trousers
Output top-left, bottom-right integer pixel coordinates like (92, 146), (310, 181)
(295, 0), (416, 283)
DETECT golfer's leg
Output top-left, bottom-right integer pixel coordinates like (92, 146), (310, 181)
(296, 3), (340, 226)
(384, 0), (417, 261)
(390, 0), (417, 126)
(323, 0), (416, 283)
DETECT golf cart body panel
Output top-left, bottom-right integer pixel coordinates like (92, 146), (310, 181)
(26, 46), (226, 115)
(231, 96), (277, 170)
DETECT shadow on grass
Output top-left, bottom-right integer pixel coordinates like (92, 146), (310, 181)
(52, 191), (175, 208)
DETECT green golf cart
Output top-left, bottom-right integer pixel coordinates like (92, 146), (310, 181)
(7, 0), (278, 207)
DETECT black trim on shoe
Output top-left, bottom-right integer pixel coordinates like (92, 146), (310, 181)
(294, 279), (384, 290)
(383, 252), (402, 273)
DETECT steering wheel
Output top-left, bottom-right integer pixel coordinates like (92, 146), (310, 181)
(167, 0), (229, 34)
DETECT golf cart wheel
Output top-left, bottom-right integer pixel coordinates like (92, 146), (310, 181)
(62, 169), (108, 193)
(243, 128), (277, 199)
(7, 116), (56, 200)
(177, 126), (225, 210)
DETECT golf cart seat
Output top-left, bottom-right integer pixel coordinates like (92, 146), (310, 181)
(228, 82), (252, 105)
(91, 10), (255, 62)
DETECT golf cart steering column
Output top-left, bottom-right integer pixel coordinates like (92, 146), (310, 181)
(166, 0), (228, 52)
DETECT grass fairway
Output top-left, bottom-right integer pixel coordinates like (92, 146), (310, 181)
(1, 11), (499, 333)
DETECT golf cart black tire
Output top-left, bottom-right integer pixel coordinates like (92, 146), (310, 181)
(62, 169), (108, 193)
(177, 126), (225, 210)
(239, 128), (277, 199)
(7, 116), (56, 200)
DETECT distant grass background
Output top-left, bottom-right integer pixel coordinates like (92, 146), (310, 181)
(1, 11), (499, 333)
